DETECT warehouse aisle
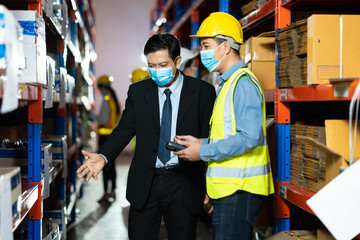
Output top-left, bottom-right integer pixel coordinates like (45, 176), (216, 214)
(67, 145), (213, 240)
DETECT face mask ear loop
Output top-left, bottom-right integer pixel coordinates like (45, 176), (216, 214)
(215, 41), (228, 62)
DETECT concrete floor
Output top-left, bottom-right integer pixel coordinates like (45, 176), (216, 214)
(67, 145), (213, 240)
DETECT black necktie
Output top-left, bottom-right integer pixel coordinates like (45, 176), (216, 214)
(158, 89), (172, 164)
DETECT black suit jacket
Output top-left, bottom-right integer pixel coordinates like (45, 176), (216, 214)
(99, 74), (216, 214)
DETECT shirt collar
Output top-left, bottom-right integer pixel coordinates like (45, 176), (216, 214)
(217, 60), (246, 85)
(158, 71), (183, 97)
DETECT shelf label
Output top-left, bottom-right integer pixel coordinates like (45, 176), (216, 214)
(280, 89), (287, 100)
(334, 84), (349, 98)
(279, 184), (287, 199)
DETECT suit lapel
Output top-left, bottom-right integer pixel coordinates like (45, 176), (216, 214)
(145, 82), (160, 129)
(177, 76), (196, 129)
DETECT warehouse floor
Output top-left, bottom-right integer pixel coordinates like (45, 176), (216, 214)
(67, 145), (213, 240)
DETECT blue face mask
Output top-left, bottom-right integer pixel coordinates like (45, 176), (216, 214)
(149, 64), (175, 86)
(200, 42), (226, 72)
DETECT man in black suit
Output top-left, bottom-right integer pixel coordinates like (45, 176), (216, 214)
(77, 33), (216, 240)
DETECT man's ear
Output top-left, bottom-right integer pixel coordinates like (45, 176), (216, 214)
(223, 41), (232, 55)
(175, 56), (182, 68)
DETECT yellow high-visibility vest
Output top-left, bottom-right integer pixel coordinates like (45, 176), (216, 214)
(206, 67), (274, 199)
(98, 95), (120, 136)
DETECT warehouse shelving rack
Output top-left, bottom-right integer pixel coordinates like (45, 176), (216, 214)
(151, 0), (360, 237)
(0, 0), (96, 239)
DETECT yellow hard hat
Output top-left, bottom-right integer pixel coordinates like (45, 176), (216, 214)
(130, 68), (149, 83)
(97, 75), (114, 86)
(190, 12), (244, 44)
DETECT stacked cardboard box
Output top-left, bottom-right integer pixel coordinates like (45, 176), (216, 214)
(307, 15), (360, 84)
(290, 125), (328, 192)
(276, 20), (307, 88)
(276, 15), (360, 87)
(242, 36), (276, 90)
(290, 120), (360, 192)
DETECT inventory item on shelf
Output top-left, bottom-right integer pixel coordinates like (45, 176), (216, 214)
(308, 15), (360, 85)
(0, 142), (53, 198)
(44, 56), (56, 109)
(43, 209), (66, 239)
(42, 0), (54, 18)
(275, 19), (307, 88)
(0, 6), (24, 114)
(52, 0), (68, 37)
(242, 35), (275, 90)
(276, 14), (360, 87)
(290, 120), (360, 193)
(12, 10), (47, 86)
(241, 0), (269, 16)
(43, 135), (68, 178)
(54, 67), (67, 108)
(0, 167), (22, 238)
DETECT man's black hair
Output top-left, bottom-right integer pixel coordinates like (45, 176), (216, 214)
(144, 33), (180, 61)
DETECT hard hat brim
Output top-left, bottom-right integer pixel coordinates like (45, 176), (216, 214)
(189, 33), (244, 44)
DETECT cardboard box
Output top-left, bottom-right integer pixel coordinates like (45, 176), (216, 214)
(307, 15), (360, 84)
(325, 120), (360, 163)
(267, 230), (335, 239)
(0, 167), (22, 220)
(268, 230), (317, 239)
(244, 37), (276, 90)
(317, 229), (335, 240)
(11, 11), (47, 86)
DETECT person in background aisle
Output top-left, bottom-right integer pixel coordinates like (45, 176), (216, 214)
(77, 33), (216, 240)
(179, 47), (197, 77)
(130, 67), (150, 83)
(96, 75), (121, 203)
(174, 12), (275, 240)
(128, 68), (150, 150)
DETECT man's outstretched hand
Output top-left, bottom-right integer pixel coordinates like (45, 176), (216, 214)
(77, 150), (106, 181)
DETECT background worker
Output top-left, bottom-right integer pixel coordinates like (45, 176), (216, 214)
(179, 47), (197, 77)
(130, 68), (150, 83)
(96, 75), (121, 203)
(77, 33), (216, 240)
(174, 12), (274, 240)
(129, 68), (150, 150)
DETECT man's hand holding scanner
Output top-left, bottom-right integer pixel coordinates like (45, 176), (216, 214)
(173, 135), (202, 161)
(77, 150), (106, 181)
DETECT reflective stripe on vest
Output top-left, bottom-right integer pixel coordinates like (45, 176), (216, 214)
(98, 95), (120, 136)
(206, 68), (274, 199)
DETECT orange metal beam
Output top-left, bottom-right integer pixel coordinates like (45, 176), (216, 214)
(28, 182), (42, 220)
(28, 86), (43, 123)
(281, 80), (360, 102)
(280, 183), (316, 215)
(275, 181), (290, 218)
(275, 88), (290, 124)
(28, 0), (42, 15)
(275, 0), (291, 29)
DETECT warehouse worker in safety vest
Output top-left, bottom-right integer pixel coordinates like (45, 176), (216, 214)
(174, 12), (274, 240)
(96, 75), (121, 203)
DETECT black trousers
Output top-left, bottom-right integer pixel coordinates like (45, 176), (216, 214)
(128, 171), (197, 240)
(99, 135), (116, 191)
